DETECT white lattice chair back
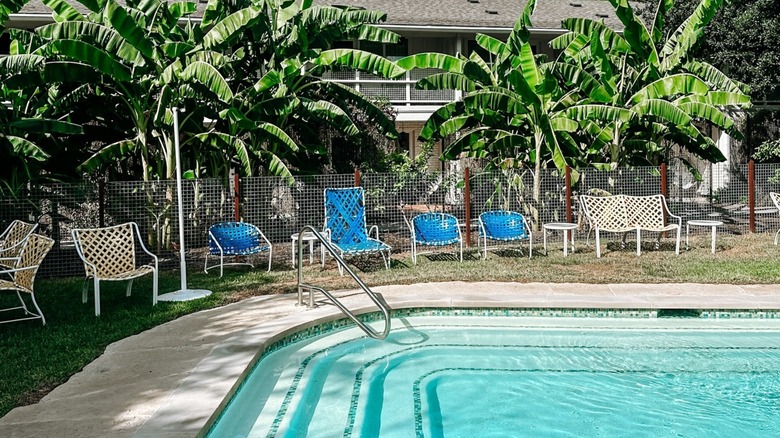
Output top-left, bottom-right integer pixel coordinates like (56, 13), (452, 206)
(580, 195), (628, 231)
(74, 223), (138, 278)
(625, 195), (666, 229)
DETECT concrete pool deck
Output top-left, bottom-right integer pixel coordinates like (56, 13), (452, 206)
(2, 281), (780, 437)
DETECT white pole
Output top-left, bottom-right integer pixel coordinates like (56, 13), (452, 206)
(173, 107), (188, 291)
(158, 107), (212, 302)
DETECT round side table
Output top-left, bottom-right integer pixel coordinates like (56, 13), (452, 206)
(543, 222), (577, 256)
(686, 220), (723, 255)
(291, 232), (319, 266)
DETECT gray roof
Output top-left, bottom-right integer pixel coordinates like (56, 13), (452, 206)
(16, 0), (624, 31)
(312, 0), (624, 30)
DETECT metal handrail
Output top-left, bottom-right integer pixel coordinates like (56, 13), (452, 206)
(296, 225), (391, 340)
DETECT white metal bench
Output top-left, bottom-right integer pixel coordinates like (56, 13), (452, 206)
(579, 194), (681, 257)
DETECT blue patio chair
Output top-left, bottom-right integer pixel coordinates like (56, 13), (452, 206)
(323, 187), (391, 275)
(409, 212), (463, 264)
(205, 222), (273, 277)
(478, 210), (533, 259)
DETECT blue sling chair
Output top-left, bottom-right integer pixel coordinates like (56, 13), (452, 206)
(478, 210), (533, 259)
(323, 187), (391, 275)
(205, 222), (273, 277)
(409, 212), (463, 264)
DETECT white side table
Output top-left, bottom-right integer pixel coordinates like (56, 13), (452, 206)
(686, 220), (723, 254)
(291, 232), (319, 265)
(543, 222), (577, 256)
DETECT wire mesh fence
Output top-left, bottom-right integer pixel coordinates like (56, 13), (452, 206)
(2, 162), (779, 278)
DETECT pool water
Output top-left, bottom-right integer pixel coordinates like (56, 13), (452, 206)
(207, 317), (780, 437)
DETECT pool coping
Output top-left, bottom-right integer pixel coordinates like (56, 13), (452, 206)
(2, 281), (780, 437)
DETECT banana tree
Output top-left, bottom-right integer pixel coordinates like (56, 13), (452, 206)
(399, 0), (588, 216)
(193, 0), (404, 178)
(0, 44), (84, 194)
(551, 0), (751, 167)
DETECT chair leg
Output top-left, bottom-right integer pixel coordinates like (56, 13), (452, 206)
(636, 228), (641, 256)
(29, 293), (46, 325)
(459, 240), (463, 262)
(219, 253), (224, 278)
(528, 238), (533, 259)
(595, 230), (602, 258)
(675, 228), (681, 255)
(775, 229), (780, 245)
(94, 279), (101, 316)
(15, 291), (30, 315)
(412, 240), (417, 265)
(204, 253), (209, 273)
(152, 268), (158, 306)
(82, 278), (89, 303)
(126, 279), (133, 297)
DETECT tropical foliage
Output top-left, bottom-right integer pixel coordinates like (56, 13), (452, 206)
(552, 0), (751, 168)
(0, 0), (403, 189)
(402, 0), (750, 187)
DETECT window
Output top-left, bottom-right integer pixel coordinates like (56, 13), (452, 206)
(397, 132), (410, 153)
(359, 38), (408, 61)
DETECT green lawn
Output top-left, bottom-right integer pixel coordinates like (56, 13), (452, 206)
(1, 232), (780, 416)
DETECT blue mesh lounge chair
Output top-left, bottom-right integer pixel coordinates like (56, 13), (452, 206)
(323, 187), (391, 275)
(409, 212), (463, 264)
(478, 210), (533, 260)
(205, 222), (273, 277)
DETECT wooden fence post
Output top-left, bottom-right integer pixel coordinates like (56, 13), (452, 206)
(354, 168), (361, 187)
(660, 162), (668, 198)
(565, 166), (572, 223)
(464, 167), (471, 247)
(749, 159), (755, 233)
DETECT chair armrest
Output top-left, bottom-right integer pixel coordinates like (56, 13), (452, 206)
(131, 222), (159, 265)
(208, 230), (224, 255)
(256, 228), (272, 248)
(0, 265), (37, 276)
(661, 197), (682, 227)
(368, 225), (380, 239)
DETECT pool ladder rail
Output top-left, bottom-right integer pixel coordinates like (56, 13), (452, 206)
(295, 226), (391, 340)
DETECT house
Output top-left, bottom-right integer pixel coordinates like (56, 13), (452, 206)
(311, 0), (625, 169)
(4, 0), (626, 170)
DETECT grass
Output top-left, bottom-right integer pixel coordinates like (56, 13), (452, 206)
(1, 232), (780, 417)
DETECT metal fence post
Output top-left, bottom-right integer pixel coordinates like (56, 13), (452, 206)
(749, 159), (755, 233)
(464, 167), (471, 247)
(354, 169), (361, 187)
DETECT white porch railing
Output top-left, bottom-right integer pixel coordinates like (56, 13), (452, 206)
(322, 69), (456, 106)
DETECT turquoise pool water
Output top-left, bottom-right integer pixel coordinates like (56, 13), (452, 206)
(207, 316), (780, 437)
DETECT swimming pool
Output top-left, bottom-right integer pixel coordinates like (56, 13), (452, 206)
(207, 315), (780, 437)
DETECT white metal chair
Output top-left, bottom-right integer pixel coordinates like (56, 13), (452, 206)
(72, 222), (158, 316)
(0, 234), (54, 325)
(771, 192), (780, 245)
(0, 220), (38, 269)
